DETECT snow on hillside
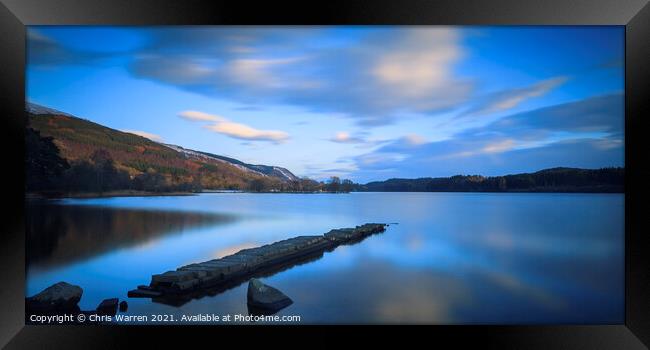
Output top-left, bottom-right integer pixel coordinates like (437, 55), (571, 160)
(163, 144), (267, 177)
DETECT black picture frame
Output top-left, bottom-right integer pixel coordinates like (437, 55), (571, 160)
(1, 0), (648, 348)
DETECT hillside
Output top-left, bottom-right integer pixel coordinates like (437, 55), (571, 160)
(26, 104), (299, 193)
(164, 144), (299, 182)
(360, 167), (624, 193)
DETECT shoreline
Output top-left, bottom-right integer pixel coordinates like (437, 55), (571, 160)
(26, 190), (198, 200)
(26, 190), (353, 199)
(26, 188), (623, 200)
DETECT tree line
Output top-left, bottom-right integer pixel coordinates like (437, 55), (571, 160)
(359, 167), (624, 193)
(27, 128), (201, 194)
(247, 176), (356, 193)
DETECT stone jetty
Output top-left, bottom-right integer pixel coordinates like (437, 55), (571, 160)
(129, 223), (387, 298)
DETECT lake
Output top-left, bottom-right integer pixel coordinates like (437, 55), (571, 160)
(26, 192), (624, 324)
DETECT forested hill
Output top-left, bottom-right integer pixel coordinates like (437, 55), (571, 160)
(360, 167), (624, 193)
(26, 106), (300, 194)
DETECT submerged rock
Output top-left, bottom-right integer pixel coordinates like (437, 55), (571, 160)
(96, 298), (119, 316)
(247, 278), (293, 311)
(26, 281), (83, 312)
(119, 300), (128, 312)
(128, 288), (162, 298)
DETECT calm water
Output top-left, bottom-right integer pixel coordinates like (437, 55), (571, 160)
(26, 192), (624, 324)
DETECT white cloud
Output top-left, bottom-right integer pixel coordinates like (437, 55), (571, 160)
(330, 131), (365, 144)
(357, 152), (408, 166)
(328, 131), (390, 149)
(439, 139), (517, 159)
(131, 55), (214, 85)
(226, 57), (304, 88)
(370, 28), (471, 112)
(122, 129), (163, 142)
(27, 28), (51, 42)
(470, 76), (569, 116)
(372, 29), (462, 98)
(179, 110), (289, 144)
(178, 110), (226, 122)
(125, 28), (473, 126)
(482, 139), (516, 154)
(403, 134), (427, 146)
(204, 121), (289, 144)
(229, 46), (256, 54)
(594, 138), (623, 150)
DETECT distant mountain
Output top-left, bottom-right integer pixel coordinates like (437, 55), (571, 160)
(26, 103), (299, 192)
(164, 144), (299, 182)
(360, 167), (624, 193)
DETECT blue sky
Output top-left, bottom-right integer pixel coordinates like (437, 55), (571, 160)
(26, 26), (624, 182)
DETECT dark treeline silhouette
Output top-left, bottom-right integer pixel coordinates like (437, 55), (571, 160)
(245, 176), (354, 193)
(60, 149), (203, 193)
(26, 128), (202, 194)
(62, 152), (201, 194)
(359, 167), (624, 193)
(25, 128), (70, 191)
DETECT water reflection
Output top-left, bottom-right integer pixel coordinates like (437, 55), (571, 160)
(25, 193), (624, 324)
(152, 250), (327, 307)
(26, 201), (235, 270)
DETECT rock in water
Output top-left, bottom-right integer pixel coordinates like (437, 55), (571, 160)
(119, 300), (128, 312)
(96, 298), (119, 316)
(26, 281), (83, 312)
(247, 278), (293, 311)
